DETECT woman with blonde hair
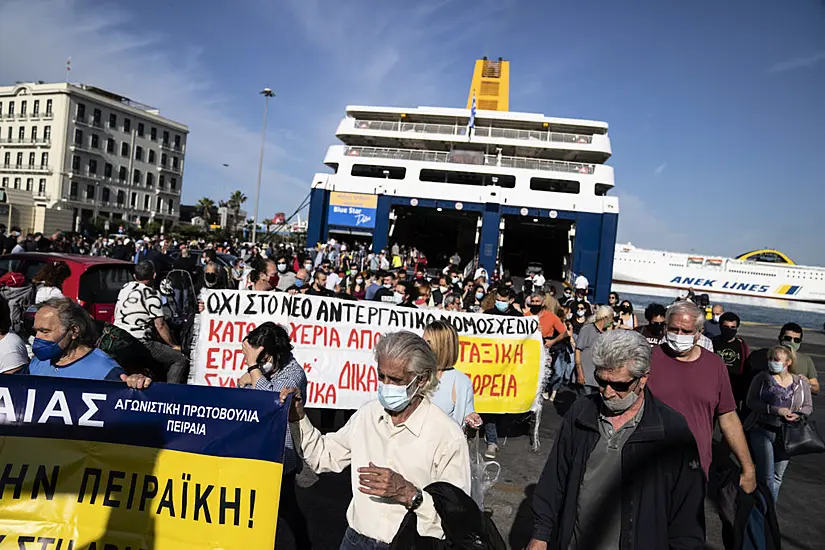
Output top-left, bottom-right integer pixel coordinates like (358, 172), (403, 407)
(423, 320), (482, 430)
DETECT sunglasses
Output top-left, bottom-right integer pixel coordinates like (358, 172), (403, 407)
(781, 336), (802, 344)
(594, 374), (640, 393)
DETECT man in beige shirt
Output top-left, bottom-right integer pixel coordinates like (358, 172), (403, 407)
(281, 331), (472, 548)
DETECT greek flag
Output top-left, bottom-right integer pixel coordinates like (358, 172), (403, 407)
(468, 93), (476, 130)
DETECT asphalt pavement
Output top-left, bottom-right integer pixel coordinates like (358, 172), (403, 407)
(279, 325), (825, 549)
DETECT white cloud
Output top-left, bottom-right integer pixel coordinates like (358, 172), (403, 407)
(768, 50), (825, 73)
(0, 0), (305, 215)
(654, 162), (667, 175)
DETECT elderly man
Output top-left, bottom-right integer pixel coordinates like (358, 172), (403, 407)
(281, 331), (471, 548)
(703, 304), (725, 339)
(23, 298), (150, 388)
(648, 301), (756, 491)
(575, 305), (614, 395)
(528, 330), (704, 550)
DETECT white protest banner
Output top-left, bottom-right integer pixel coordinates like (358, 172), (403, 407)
(190, 290), (545, 414)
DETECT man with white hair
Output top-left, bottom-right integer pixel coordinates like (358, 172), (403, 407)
(648, 301), (756, 491)
(575, 305), (614, 395)
(528, 330), (705, 550)
(281, 331), (471, 548)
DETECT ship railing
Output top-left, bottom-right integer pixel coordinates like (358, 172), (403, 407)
(343, 146), (596, 175)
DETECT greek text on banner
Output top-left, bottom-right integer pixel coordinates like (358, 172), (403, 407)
(190, 290), (545, 413)
(0, 376), (290, 549)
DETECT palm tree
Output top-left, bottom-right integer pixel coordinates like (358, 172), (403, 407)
(196, 197), (215, 223)
(228, 190), (247, 220)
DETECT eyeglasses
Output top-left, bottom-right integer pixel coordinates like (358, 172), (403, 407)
(594, 374), (640, 393)
(781, 336), (802, 344)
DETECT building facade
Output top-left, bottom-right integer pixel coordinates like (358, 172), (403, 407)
(0, 82), (188, 234)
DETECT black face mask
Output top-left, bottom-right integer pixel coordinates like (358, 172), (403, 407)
(720, 326), (738, 340)
(648, 321), (665, 336)
(204, 272), (218, 287)
(529, 304), (542, 315)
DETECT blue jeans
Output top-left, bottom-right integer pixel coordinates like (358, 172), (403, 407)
(339, 527), (389, 550)
(748, 426), (789, 504)
(482, 414), (498, 445)
(547, 349), (575, 393)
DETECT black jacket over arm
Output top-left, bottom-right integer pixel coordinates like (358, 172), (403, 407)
(531, 388), (706, 550)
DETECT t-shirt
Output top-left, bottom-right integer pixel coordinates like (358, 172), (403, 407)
(372, 287), (395, 303)
(703, 319), (721, 339)
(712, 336), (751, 405)
(635, 325), (663, 346)
(648, 345), (736, 476)
(576, 323), (604, 388)
(0, 332), (29, 373)
(524, 310), (566, 340)
(24, 348), (125, 381)
(791, 351), (818, 380)
(114, 281), (164, 341)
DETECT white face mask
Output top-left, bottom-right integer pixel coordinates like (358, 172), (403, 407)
(713, 315), (721, 323)
(666, 332), (695, 354)
(392, 292), (403, 304)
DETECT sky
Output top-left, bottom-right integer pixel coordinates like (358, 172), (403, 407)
(0, 0), (824, 264)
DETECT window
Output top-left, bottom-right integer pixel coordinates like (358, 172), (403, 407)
(135, 146), (143, 161)
(109, 113), (117, 128)
(70, 181), (78, 198)
(28, 152), (35, 166)
(419, 169), (516, 188)
(104, 163), (112, 178)
(5, 127), (10, 140)
(529, 177), (580, 194)
(133, 169), (141, 184)
(170, 177), (177, 190)
(20, 101), (27, 115)
(131, 192), (137, 207)
(31, 126), (37, 140)
(44, 125), (51, 141)
(157, 197), (163, 212)
(146, 172), (154, 187)
(93, 108), (101, 125)
(144, 195), (151, 209)
(40, 152), (48, 166)
(162, 130), (169, 145)
(74, 129), (83, 146)
(116, 190), (125, 205)
(160, 153), (167, 166)
(13, 178), (21, 189)
(89, 159), (97, 175)
(72, 155), (81, 171)
(90, 134), (99, 149)
(595, 183), (611, 196)
(7, 101), (14, 116)
(168, 199), (174, 214)
(158, 175), (165, 188)
(86, 184), (95, 199)
(172, 157), (179, 169)
(38, 179), (46, 194)
(45, 99), (52, 115)
(118, 167), (127, 182)
(107, 138), (115, 153)
(123, 118), (131, 133)
(148, 150), (155, 163)
(18, 126), (25, 140)
(76, 103), (85, 119)
(0, 102), (3, 115)
(26, 178), (33, 191)
(16, 152), (23, 167)
(3, 152), (9, 166)
(137, 123), (144, 137)
(1, 177), (8, 188)
(121, 142), (129, 156)
(174, 135), (181, 149)
(150, 127), (157, 141)
(102, 188), (110, 202)
(33, 100), (39, 115)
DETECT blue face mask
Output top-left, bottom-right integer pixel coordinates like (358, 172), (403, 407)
(495, 300), (509, 312)
(294, 279), (305, 288)
(768, 361), (785, 374)
(475, 292), (484, 301)
(32, 330), (69, 362)
(377, 375), (419, 412)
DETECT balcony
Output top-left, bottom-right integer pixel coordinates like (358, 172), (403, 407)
(29, 111), (42, 120)
(0, 164), (52, 174)
(73, 116), (104, 129)
(0, 138), (51, 147)
(42, 111), (54, 120)
(157, 164), (181, 175)
(69, 170), (104, 182)
(159, 142), (184, 153)
(340, 145), (598, 176)
(69, 143), (105, 156)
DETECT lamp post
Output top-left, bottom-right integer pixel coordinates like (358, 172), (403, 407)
(252, 88), (275, 244)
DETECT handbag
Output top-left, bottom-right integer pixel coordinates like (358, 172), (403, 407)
(780, 416), (825, 457)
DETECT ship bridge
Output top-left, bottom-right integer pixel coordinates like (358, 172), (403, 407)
(306, 58), (619, 300)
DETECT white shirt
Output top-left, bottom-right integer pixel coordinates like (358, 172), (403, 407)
(11, 244), (25, 254)
(574, 274), (589, 290)
(294, 398), (471, 543)
(0, 332), (29, 373)
(113, 281), (163, 341)
(35, 286), (64, 304)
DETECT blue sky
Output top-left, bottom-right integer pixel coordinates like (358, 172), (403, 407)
(1, 0), (824, 264)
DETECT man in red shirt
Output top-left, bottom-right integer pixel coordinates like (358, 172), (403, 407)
(647, 301), (756, 492)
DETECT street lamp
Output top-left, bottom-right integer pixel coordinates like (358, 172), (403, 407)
(252, 88), (275, 244)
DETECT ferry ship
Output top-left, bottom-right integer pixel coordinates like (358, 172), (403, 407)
(613, 243), (825, 304)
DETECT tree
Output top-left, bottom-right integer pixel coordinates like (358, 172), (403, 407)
(196, 197), (215, 223)
(228, 190), (248, 220)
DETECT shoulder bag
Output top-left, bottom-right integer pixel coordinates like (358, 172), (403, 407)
(781, 416), (825, 457)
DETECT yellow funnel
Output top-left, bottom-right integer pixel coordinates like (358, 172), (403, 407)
(466, 57), (510, 112)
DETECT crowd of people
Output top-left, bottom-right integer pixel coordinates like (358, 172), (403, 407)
(0, 230), (821, 549)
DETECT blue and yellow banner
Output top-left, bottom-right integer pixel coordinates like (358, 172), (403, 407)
(327, 191), (378, 229)
(0, 376), (290, 549)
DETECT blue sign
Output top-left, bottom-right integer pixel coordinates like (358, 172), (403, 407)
(327, 192), (377, 229)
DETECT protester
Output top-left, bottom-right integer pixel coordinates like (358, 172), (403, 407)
(484, 287), (521, 317)
(372, 271), (397, 303)
(200, 261), (230, 291)
(570, 300), (589, 335)
(575, 305), (614, 395)
(32, 261), (71, 304)
(236, 322), (312, 549)
(443, 293), (463, 312)
(704, 304), (725, 339)
(423, 320), (481, 429)
(528, 330), (705, 550)
(712, 312), (751, 411)
(464, 284), (486, 313)
(743, 345), (813, 504)
(616, 300), (637, 330)
(747, 323), (820, 395)
(23, 298), (149, 388)
(114, 260), (189, 383)
(647, 301), (756, 489)
(351, 272), (368, 300)
(280, 331), (471, 548)
(636, 303), (667, 345)
(0, 298), (28, 374)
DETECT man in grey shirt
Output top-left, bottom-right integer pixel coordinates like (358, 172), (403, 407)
(576, 305), (614, 394)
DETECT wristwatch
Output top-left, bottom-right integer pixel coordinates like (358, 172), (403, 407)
(247, 365), (261, 374)
(407, 487), (424, 511)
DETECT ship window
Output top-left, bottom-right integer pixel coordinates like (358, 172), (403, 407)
(530, 177), (580, 194)
(595, 183), (611, 196)
(420, 169), (515, 188)
(351, 164), (406, 179)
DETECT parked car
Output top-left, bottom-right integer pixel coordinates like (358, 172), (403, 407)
(0, 253), (133, 323)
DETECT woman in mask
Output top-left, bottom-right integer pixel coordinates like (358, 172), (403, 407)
(464, 285), (486, 313)
(617, 300), (638, 330)
(201, 262), (229, 291)
(423, 320), (482, 429)
(744, 345), (813, 504)
(570, 300), (589, 335)
(351, 271), (368, 300)
(237, 322), (311, 548)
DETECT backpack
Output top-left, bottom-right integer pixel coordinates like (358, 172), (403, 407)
(97, 324), (160, 379)
(0, 277), (35, 335)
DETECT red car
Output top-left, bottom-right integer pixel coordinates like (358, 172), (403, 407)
(0, 253), (134, 322)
